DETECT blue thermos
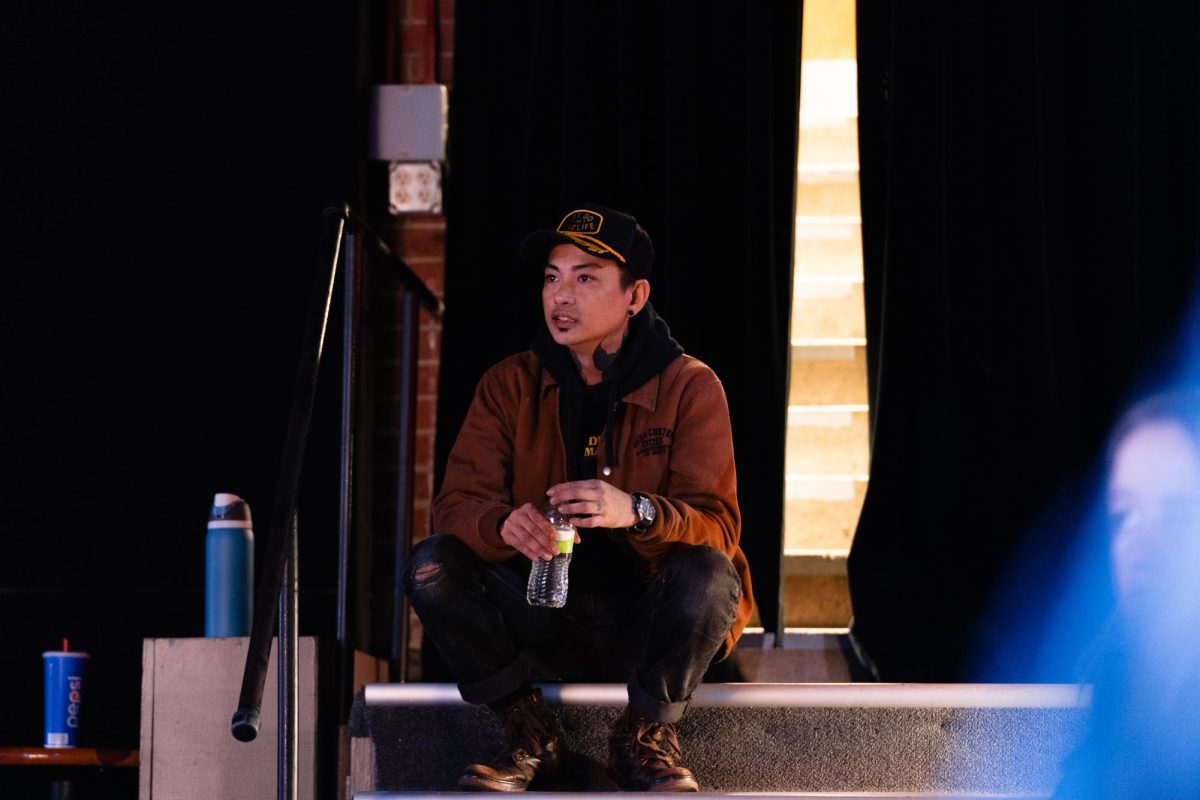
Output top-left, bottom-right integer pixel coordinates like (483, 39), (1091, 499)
(205, 493), (254, 636)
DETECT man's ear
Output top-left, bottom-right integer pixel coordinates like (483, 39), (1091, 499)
(630, 279), (651, 314)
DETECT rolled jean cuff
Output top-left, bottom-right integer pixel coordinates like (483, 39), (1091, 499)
(627, 674), (689, 724)
(458, 653), (531, 706)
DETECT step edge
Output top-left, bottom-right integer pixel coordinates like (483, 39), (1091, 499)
(795, 214), (862, 225)
(357, 794), (1051, 800)
(362, 682), (1089, 709)
(792, 337), (868, 347)
(784, 548), (850, 558)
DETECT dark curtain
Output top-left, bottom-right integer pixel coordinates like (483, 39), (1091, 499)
(437, 1), (802, 635)
(3, 0), (360, 749)
(851, 1), (1200, 679)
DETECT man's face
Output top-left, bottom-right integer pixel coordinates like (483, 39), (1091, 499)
(542, 243), (635, 358)
(1107, 419), (1200, 612)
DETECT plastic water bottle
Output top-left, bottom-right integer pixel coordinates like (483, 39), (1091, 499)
(526, 507), (574, 608)
(205, 493), (254, 636)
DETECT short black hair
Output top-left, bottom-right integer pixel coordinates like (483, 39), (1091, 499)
(618, 265), (637, 290)
(1107, 388), (1200, 468)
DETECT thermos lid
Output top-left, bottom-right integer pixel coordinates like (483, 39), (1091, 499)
(209, 493), (253, 527)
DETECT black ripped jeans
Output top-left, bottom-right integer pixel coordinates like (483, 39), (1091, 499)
(404, 534), (741, 723)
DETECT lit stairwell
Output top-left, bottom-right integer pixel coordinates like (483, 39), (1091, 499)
(781, 0), (866, 636)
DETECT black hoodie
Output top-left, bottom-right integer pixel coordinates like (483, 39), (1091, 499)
(532, 302), (684, 477)
(529, 302), (684, 592)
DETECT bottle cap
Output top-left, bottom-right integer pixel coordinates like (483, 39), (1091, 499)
(209, 493), (253, 529)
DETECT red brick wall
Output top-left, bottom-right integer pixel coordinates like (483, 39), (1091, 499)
(383, 0), (453, 537)
(391, 219), (444, 542)
(381, 0), (453, 673)
(387, 0), (454, 84)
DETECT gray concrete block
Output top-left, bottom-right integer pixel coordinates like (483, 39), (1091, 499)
(139, 637), (318, 800)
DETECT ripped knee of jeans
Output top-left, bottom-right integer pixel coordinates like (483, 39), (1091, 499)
(405, 558), (456, 609)
(411, 562), (443, 587)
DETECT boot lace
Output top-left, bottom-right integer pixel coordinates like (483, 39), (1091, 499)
(502, 697), (550, 758)
(629, 719), (683, 769)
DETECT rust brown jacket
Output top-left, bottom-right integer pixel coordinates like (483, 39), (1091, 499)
(432, 350), (753, 657)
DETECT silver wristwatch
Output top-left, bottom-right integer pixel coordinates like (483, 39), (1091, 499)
(629, 492), (656, 535)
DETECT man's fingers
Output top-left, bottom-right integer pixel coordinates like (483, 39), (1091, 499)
(515, 534), (555, 561)
(520, 516), (558, 561)
(502, 504), (558, 561)
(558, 500), (602, 516)
(546, 481), (600, 503)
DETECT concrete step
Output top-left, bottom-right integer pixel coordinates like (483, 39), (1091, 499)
(785, 473), (868, 551)
(799, 60), (858, 120)
(794, 216), (862, 280)
(783, 550), (851, 627)
(798, 116), (859, 167)
(350, 683), (1087, 795)
(800, 0), (857, 62)
(785, 406), (870, 475)
(358, 794), (1046, 799)
(733, 631), (851, 682)
(789, 342), (868, 406)
(791, 281), (866, 340)
(797, 167), (861, 218)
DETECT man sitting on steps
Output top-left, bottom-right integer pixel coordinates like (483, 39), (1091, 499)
(404, 203), (753, 792)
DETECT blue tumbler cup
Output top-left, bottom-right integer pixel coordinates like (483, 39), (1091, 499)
(205, 493), (254, 637)
(43, 646), (88, 748)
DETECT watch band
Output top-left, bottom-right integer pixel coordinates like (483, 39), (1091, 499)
(629, 492), (656, 535)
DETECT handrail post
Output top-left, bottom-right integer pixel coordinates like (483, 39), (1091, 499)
(230, 205), (444, 800)
(392, 290), (419, 680)
(337, 228), (363, 720)
(279, 511), (299, 800)
(232, 207), (346, 744)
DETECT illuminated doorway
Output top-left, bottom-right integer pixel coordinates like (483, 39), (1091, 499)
(783, 0), (867, 633)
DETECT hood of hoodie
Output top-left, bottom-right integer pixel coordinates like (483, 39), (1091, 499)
(531, 302), (684, 476)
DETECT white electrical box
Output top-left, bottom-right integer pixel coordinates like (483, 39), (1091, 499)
(369, 84), (449, 162)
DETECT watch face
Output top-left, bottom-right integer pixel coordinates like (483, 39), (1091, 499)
(634, 494), (655, 529)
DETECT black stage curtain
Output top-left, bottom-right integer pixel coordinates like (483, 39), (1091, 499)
(851, 2), (1200, 680)
(3, 1), (360, 748)
(438, 2), (802, 635)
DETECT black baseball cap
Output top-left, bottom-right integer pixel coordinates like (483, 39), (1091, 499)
(519, 204), (654, 279)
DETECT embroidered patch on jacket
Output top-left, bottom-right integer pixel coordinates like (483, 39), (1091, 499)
(633, 427), (673, 457)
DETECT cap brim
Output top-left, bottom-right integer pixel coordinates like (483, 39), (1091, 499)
(519, 230), (575, 265)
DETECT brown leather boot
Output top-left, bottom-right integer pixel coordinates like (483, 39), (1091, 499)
(458, 689), (563, 791)
(607, 707), (699, 792)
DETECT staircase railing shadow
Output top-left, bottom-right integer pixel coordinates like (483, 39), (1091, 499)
(226, 204), (442, 800)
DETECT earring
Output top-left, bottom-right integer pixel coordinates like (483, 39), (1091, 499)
(627, 309), (635, 317)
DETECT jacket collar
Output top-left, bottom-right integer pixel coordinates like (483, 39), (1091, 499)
(539, 368), (660, 412)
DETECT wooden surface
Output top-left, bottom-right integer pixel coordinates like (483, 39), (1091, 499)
(0, 747), (139, 768)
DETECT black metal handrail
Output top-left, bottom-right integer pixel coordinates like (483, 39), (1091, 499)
(229, 204), (442, 800)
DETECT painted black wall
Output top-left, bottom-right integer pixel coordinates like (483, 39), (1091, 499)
(851, 0), (1200, 680)
(3, 2), (362, 748)
(435, 1), (801, 638)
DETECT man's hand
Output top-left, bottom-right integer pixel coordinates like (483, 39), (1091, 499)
(546, 480), (638, 529)
(499, 503), (562, 561)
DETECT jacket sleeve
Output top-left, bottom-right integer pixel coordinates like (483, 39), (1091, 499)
(431, 367), (521, 561)
(627, 369), (741, 559)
